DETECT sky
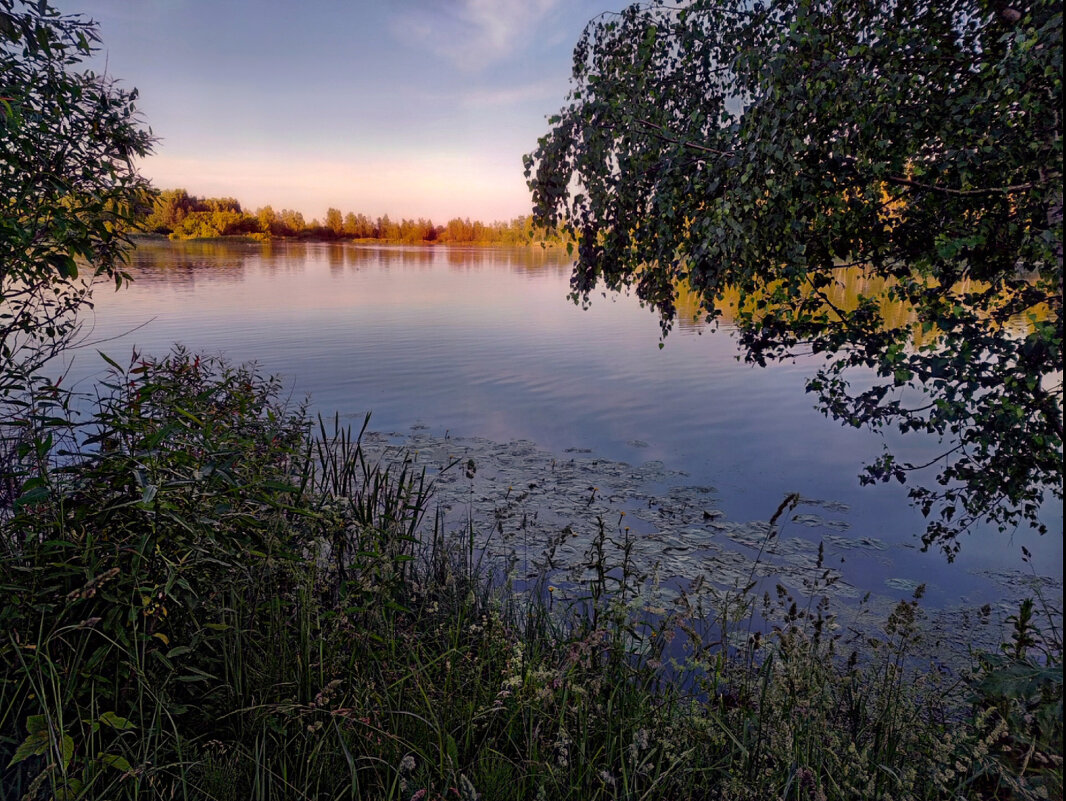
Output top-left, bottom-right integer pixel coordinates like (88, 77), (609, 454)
(53, 0), (625, 223)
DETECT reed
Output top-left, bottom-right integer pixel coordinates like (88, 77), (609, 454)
(0, 350), (1059, 800)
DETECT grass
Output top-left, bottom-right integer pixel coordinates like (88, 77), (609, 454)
(0, 349), (1060, 800)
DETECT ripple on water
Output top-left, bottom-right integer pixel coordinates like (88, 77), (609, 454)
(357, 430), (1061, 663)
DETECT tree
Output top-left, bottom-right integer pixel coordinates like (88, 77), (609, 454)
(169, 207), (260, 239)
(325, 207), (343, 237)
(144, 188), (196, 233)
(377, 214), (400, 241)
(346, 212), (376, 239)
(278, 208), (306, 235)
(203, 196), (242, 214)
(1, 0), (152, 399)
(526, 0), (1062, 557)
(257, 204), (278, 235)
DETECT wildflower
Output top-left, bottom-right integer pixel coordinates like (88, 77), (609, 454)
(458, 774), (480, 800)
(634, 728), (650, 752)
(553, 730), (572, 769)
(314, 678), (343, 707)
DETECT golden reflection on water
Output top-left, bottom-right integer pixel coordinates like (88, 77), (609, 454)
(128, 239), (571, 282)
(674, 267), (1048, 341)
(73, 239), (1061, 600)
(127, 238), (1047, 349)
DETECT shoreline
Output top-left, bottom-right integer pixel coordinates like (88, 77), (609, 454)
(130, 232), (574, 249)
(359, 426), (1063, 666)
(4, 351), (1059, 798)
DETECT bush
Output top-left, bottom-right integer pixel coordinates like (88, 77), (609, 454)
(0, 349), (317, 796)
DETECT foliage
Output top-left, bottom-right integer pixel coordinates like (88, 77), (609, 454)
(0, 349), (312, 796)
(526, 0), (1063, 556)
(971, 591), (1063, 797)
(142, 190), (263, 239)
(142, 187), (574, 246)
(0, 0), (152, 400)
(0, 350), (1059, 799)
(0, 349), (430, 797)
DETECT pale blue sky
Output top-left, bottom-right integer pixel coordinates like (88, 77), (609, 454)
(55, 0), (622, 222)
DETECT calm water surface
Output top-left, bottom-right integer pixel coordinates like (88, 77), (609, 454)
(60, 240), (1062, 610)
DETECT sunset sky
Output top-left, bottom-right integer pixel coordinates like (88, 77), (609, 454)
(55, 0), (625, 222)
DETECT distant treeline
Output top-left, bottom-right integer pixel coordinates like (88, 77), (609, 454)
(140, 189), (572, 246)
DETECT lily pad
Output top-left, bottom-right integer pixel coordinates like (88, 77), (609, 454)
(352, 429), (1060, 669)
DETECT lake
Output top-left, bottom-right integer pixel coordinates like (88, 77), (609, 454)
(58, 239), (1062, 632)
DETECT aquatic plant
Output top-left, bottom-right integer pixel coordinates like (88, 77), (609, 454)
(0, 350), (1059, 799)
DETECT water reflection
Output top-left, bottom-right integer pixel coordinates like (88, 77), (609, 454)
(68, 239), (1061, 613)
(124, 240), (249, 287)
(674, 265), (1047, 338)
(125, 238), (573, 288)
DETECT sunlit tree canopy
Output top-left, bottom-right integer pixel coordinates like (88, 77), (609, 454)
(527, 0), (1063, 556)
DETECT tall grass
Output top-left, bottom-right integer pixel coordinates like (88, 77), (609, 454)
(0, 349), (1060, 800)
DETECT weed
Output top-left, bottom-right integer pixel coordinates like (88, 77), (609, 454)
(0, 350), (1059, 799)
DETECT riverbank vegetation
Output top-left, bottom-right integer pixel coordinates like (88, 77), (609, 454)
(1, 351), (1061, 800)
(140, 189), (573, 247)
(2, 0), (1062, 797)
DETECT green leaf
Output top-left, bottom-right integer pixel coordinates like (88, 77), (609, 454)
(97, 752), (133, 773)
(59, 733), (74, 770)
(15, 485), (50, 508)
(54, 777), (85, 801)
(97, 350), (124, 370)
(99, 711), (136, 731)
(46, 253), (79, 278)
(172, 406), (205, 427)
(7, 728), (49, 766)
